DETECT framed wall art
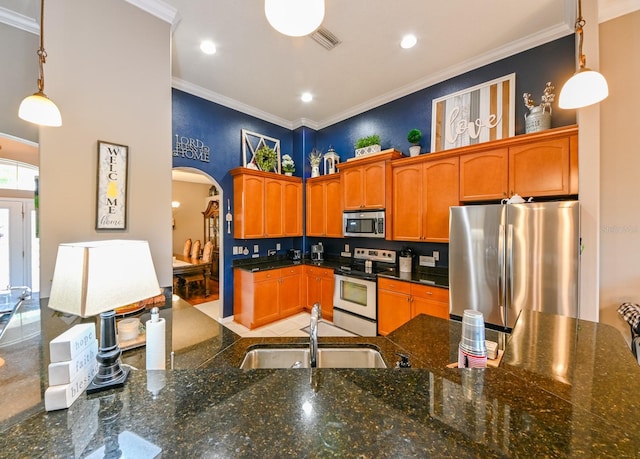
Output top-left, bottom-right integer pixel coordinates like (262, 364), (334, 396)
(96, 140), (128, 230)
(431, 73), (515, 152)
(241, 129), (281, 173)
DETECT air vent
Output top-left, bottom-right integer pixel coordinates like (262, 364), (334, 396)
(310, 27), (341, 50)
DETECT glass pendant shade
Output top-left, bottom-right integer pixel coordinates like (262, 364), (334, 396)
(558, 68), (609, 109)
(265, 0), (324, 37)
(18, 91), (62, 127)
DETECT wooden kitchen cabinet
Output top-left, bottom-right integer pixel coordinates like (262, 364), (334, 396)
(458, 125), (578, 201)
(231, 168), (302, 239)
(377, 277), (449, 335)
(392, 156), (459, 242)
(459, 148), (509, 201)
(234, 266), (303, 329)
(509, 134), (577, 197)
(304, 265), (334, 321)
(306, 175), (343, 238)
(338, 149), (403, 210)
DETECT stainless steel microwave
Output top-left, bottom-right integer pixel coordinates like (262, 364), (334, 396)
(343, 210), (385, 238)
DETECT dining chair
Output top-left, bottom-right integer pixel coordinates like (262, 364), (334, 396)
(190, 239), (201, 259)
(183, 238), (192, 257)
(181, 241), (213, 298)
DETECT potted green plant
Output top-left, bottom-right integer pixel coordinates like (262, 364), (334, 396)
(255, 145), (277, 172)
(281, 154), (295, 175)
(354, 134), (381, 157)
(407, 128), (422, 156)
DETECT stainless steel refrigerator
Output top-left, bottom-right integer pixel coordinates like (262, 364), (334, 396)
(449, 201), (580, 329)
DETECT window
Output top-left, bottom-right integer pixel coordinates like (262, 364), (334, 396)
(0, 159), (38, 191)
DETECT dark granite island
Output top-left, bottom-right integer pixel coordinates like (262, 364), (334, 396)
(1, 302), (640, 458)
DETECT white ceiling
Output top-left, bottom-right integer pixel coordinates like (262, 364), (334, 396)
(2, 0), (639, 178)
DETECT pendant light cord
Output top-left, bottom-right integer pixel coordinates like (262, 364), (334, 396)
(575, 0), (587, 71)
(37, 0), (47, 94)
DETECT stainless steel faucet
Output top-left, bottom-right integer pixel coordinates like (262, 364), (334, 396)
(310, 303), (322, 368)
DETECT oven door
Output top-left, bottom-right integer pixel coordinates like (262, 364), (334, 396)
(333, 274), (377, 321)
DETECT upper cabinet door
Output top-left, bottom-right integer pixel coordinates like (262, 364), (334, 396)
(342, 168), (364, 210)
(306, 180), (325, 237)
(362, 163), (386, 208)
(509, 137), (573, 197)
(233, 173), (264, 239)
(392, 163), (423, 241)
(282, 181), (302, 236)
(265, 177), (284, 237)
(459, 148), (508, 202)
(423, 157), (459, 242)
(324, 177), (343, 237)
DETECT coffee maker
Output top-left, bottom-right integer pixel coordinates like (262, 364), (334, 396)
(311, 243), (324, 262)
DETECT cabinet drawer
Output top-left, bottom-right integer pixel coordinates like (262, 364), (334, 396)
(252, 269), (279, 282)
(411, 284), (449, 302)
(280, 266), (301, 277)
(378, 277), (411, 294)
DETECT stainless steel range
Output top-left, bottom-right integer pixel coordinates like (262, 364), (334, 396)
(333, 248), (396, 336)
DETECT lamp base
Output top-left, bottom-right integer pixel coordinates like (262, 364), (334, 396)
(86, 365), (130, 395)
(86, 309), (130, 395)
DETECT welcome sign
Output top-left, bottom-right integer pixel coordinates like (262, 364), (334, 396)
(431, 73), (515, 152)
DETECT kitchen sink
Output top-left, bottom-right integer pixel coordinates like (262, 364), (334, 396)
(239, 345), (387, 369)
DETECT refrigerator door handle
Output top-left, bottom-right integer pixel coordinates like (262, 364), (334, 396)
(498, 224), (505, 310)
(506, 223), (514, 311)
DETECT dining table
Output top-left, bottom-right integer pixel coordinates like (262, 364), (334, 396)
(172, 254), (213, 297)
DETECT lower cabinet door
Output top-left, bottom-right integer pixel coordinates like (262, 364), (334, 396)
(253, 278), (280, 328)
(319, 275), (334, 322)
(279, 271), (303, 317)
(377, 288), (411, 336)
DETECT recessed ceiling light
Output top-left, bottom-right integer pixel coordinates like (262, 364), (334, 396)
(400, 34), (417, 49)
(301, 92), (313, 103)
(200, 40), (217, 55)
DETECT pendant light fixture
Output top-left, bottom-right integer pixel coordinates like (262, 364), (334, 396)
(265, 0), (325, 37)
(558, 0), (608, 109)
(18, 0), (62, 127)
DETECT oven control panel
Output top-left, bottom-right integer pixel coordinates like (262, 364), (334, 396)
(353, 248), (396, 263)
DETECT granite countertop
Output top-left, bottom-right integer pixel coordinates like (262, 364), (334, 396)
(1, 303), (640, 457)
(233, 255), (449, 288)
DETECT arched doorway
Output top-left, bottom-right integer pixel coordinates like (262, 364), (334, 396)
(171, 167), (223, 318)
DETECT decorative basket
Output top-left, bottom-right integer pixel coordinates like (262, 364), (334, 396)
(354, 144), (381, 158)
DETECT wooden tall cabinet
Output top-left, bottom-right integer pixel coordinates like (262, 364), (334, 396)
(306, 175), (342, 238)
(231, 168), (302, 239)
(392, 156), (459, 242)
(338, 149), (403, 210)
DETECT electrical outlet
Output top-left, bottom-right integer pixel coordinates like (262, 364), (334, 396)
(419, 255), (436, 267)
(276, 243), (281, 250)
(254, 244), (259, 253)
(233, 246), (239, 255)
(268, 249), (276, 256)
(345, 243), (350, 252)
(433, 251), (439, 261)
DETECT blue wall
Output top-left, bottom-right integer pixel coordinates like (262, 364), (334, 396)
(173, 35), (576, 318)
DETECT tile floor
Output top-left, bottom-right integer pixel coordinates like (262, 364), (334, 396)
(193, 299), (356, 337)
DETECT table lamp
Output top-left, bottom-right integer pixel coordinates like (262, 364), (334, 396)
(48, 240), (161, 394)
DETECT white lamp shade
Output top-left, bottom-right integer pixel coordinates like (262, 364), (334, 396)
(48, 240), (161, 317)
(18, 92), (62, 127)
(265, 0), (324, 37)
(558, 69), (609, 109)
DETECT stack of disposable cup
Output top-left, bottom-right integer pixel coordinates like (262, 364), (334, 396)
(458, 309), (488, 368)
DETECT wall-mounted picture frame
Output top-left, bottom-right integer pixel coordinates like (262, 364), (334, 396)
(431, 73), (515, 152)
(241, 129), (281, 173)
(96, 140), (128, 230)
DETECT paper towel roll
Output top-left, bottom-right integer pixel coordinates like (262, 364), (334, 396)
(146, 310), (166, 370)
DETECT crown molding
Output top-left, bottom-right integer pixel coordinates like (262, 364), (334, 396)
(124, 0), (180, 28)
(172, 78), (295, 130)
(0, 7), (38, 34)
(599, 0), (640, 23)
